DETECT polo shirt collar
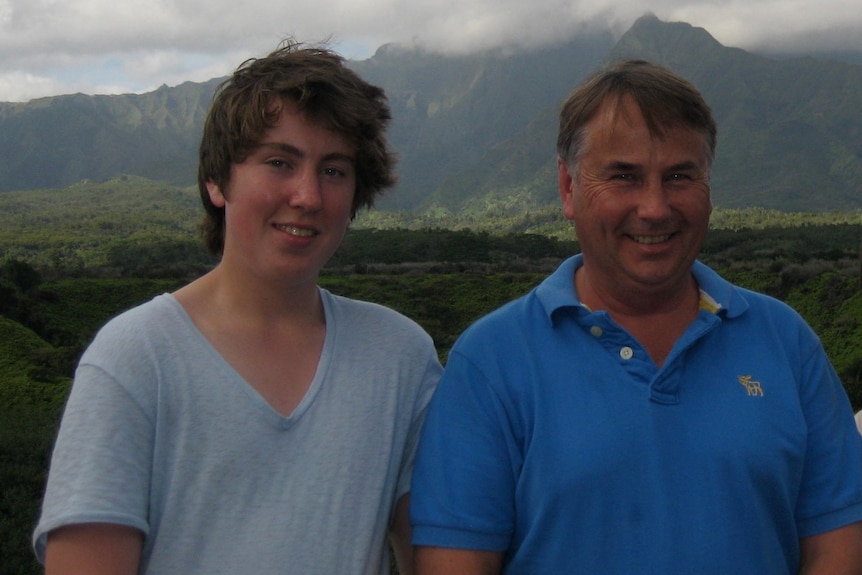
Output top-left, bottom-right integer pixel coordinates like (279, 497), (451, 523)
(536, 254), (750, 323)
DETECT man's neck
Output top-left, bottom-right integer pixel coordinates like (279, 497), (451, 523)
(574, 267), (700, 367)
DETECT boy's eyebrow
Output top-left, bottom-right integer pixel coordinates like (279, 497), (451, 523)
(323, 152), (356, 165)
(258, 142), (303, 156)
(257, 142), (356, 164)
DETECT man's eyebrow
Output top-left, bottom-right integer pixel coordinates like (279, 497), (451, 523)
(602, 160), (704, 172)
(603, 161), (638, 172)
(666, 160), (703, 172)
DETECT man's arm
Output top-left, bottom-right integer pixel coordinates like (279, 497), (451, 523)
(44, 523), (143, 575)
(799, 521), (862, 574)
(415, 546), (504, 575)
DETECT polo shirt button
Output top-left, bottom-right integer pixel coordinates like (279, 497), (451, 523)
(620, 346), (634, 360)
(590, 326), (603, 337)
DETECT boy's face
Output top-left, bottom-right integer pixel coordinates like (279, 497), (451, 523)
(206, 100), (356, 287)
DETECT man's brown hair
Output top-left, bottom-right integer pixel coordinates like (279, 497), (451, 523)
(557, 59), (717, 172)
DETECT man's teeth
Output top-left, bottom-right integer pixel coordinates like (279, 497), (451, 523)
(276, 225), (315, 237)
(632, 234), (671, 244)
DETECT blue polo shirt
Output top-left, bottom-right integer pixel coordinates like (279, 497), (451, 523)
(411, 255), (862, 574)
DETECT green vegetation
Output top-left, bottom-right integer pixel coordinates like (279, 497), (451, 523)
(3, 214), (862, 574)
(4, 176), (862, 269)
(1, 317), (68, 575)
(0, 176), (213, 274)
(322, 272), (545, 355)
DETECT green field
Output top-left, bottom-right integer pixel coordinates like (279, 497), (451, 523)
(3, 219), (862, 574)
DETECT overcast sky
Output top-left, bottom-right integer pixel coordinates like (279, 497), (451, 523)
(1, 0), (861, 103)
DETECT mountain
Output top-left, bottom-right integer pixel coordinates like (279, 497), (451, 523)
(611, 15), (862, 211)
(349, 30), (614, 210)
(1, 15), (861, 214)
(0, 79), (220, 192)
(403, 14), (862, 214)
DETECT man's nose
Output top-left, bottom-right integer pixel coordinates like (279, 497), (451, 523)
(637, 178), (672, 220)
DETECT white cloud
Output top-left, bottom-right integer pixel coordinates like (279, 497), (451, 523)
(0, 0), (860, 102)
(0, 71), (65, 102)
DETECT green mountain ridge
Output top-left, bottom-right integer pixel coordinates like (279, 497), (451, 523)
(1, 16), (861, 213)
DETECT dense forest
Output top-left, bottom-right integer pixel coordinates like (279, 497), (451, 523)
(3, 222), (862, 574)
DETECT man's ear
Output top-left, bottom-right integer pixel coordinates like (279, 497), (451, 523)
(206, 180), (227, 208)
(558, 158), (577, 221)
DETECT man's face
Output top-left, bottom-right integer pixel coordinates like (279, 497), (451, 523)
(558, 95), (712, 302)
(206, 100), (357, 287)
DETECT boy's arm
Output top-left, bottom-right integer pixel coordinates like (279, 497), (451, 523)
(45, 523), (143, 575)
(389, 494), (414, 575)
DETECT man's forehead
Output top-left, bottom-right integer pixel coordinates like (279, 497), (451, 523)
(591, 95), (660, 133)
(585, 96), (709, 157)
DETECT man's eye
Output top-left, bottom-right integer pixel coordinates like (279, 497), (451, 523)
(267, 159), (288, 168)
(667, 173), (698, 183)
(322, 167), (346, 177)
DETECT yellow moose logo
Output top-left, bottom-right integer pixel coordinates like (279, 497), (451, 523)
(738, 375), (764, 397)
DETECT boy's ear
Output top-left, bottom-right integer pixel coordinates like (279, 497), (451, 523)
(206, 180), (227, 207)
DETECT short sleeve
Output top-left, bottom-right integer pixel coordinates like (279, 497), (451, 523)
(395, 346), (442, 498)
(410, 348), (518, 551)
(32, 344), (155, 561)
(795, 341), (862, 536)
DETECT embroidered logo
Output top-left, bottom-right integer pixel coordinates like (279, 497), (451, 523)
(738, 375), (764, 397)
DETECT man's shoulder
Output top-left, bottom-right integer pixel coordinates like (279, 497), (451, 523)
(451, 289), (544, 356)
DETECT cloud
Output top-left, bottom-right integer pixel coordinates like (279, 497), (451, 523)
(0, 0), (860, 102)
(669, 0), (862, 52)
(0, 71), (64, 103)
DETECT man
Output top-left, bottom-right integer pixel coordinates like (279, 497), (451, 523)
(410, 60), (862, 574)
(33, 42), (441, 574)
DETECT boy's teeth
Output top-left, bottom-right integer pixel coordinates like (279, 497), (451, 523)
(277, 225), (314, 237)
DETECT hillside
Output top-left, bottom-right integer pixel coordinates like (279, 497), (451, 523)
(349, 30), (614, 210)
(611, 15), (862, 211)
(0, 176), (214, 273)
(0, 79), (219, 191)
(406, 15), (862, 214)
(4, 175), (862, 272)
(0, 16), (861, 214)
(0, 317), (68, 575)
